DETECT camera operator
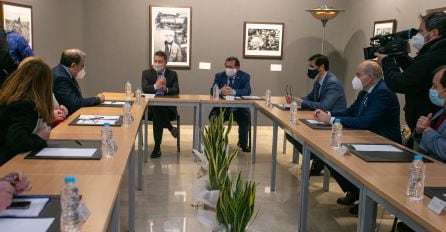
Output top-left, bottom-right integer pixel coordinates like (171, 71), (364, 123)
(375, 12), (446, 147)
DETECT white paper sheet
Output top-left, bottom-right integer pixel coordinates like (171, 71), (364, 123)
(103, 101), (125, 105)
(76, 119), (117, 125)
(352, 144), (402, 152)
(36, 148), (97, 157)
(0, 197), (50, 217)
(142, 93), (155, 99)
(0, 218), (54, 232)
(306, 119), (325, 125)
(242, 96), (262, 100)
(78, 115), (120, 120)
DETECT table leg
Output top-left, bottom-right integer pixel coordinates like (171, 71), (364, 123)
(137, 123), (143, 191)
(144, 106), (149, 163)
(358, 187), (376, 232)
(323, 165), (330, 192)
(299, 142), (311, 232)
(252, 109), (258, 164)
(111, 191), (120, 232)
(270, 121), (278, 191)
(128, 147), (135, 232)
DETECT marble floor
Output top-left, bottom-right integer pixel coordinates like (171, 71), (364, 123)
(118, 125), (396, 232)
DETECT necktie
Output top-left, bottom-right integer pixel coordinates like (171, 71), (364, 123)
(229, 78), (234, 88)
(433, 113), (446, 130)
(314, 83), (321, 101)
(156, 73), (165, 96)
(357, 92), (369, 115)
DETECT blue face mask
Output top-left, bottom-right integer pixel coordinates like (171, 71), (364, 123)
(429, 88), (445, 107)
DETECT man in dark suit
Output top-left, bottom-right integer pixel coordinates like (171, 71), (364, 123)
(209, 56), (251, 152)
(141, 51), (180, 158)
(53, 48), (105, 116)
(315, 60), (401, 215)
(286, 54), (347, 175)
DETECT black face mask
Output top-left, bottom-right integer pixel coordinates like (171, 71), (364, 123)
(307, 68), (319, 79)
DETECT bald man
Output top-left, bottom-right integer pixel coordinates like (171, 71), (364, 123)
(314, 61), (401, 215)
(53, 48), (105, 116)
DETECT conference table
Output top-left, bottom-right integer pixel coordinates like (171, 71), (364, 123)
(2, 93), (446, 232)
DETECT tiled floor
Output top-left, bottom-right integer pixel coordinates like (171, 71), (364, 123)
(118, 125), (396, 232)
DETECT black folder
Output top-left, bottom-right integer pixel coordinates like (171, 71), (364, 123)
(69, 115), (123, 126)
(299, 119), (354, 130)
(345, 143), (433, 163)
(424, 187), (446, 201)
(99, 100), (133, 107)
(25, 140), (102, 160)
(155, 94), (179, 98)
(273, 104), (313, 111)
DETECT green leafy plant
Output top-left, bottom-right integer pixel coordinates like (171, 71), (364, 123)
(216, 172), (257, 232)
(200, 109), (238, 190)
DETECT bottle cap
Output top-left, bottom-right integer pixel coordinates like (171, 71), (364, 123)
(64, 176), (75, 183)
(104, 122), (110, 127)
(414, 155), (423, 160)
(335, 119), (341, 123)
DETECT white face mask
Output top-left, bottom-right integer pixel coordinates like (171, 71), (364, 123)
(153, 63), (165, 73)
(352, 76), (364, 91)
(225, 68), (237, 77)
(410, 33), (425, 50)
(74, 69), (85, 80)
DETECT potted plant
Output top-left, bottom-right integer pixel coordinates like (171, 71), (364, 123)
(200, 109), (238, 191)
(216, 172), (257, 232)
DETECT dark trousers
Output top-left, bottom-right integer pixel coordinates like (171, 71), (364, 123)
(285, 133), (322, 163)
(149, 106), (176, 149)
(330, 168), (359, 195)
(209, 107), (250, 147)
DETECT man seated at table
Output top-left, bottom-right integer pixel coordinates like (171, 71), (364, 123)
(141, 51), (180, 158)
(209, 56), (251, 152)
(53, 48), (105, 116)
(285, 54), (347, 175)
(314, 60), (401, 215)
(413, 65), (446, 162)
(0, 171), (31, 212)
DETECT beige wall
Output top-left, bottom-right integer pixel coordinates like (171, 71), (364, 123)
(15, 0), (445, 124)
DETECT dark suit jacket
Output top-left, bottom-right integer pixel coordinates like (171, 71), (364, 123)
(209, 70), (251, 116)
(52, 64), (100, 116)
(301, 71), (347, 111)
(414, 108), (446, 162)
(0, 100), (47, 165)
(382, 37), (446, 130)
(332, 79), (401, 143)
(141, 68), (179, 118)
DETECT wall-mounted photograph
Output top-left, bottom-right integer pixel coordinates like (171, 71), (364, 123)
(0, 1), (33, 48)
(149, 5), (191, 68)
(373, 19), (397, 37)
(243, 22), (284, 59)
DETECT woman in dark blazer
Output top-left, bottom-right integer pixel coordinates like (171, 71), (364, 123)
(0, 57), (54, 165)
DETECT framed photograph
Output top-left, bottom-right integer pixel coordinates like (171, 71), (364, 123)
(149, 5), (191, 68)
(0, 1), (33, 48)
(243, 22), (284, 59)
(373, 19), (396, 37)
(426, 7), (446, 14)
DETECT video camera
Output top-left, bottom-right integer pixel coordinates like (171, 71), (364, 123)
(363, 28), (418, 59)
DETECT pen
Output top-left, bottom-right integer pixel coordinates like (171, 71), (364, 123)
(75, 140), (83, 146)
(82, 117), (104, 121)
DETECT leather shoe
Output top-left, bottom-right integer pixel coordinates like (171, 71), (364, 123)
(309, 159), (324, 176)
(337, 191), (359, 205)
(151, 150), (162, 158)
(169, 127), (178, 139)
(348, 204), (358, 216)
(396, 222), (415, 232)
(240, 146), (251, 153)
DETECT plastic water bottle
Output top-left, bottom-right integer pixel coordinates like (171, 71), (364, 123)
(123, 101), (132, 124)
(406, 155), (426, 200)
(290, 99), (298, 124)
(212, 84), (219, 100)
(135, 88), (142, 106)
(331, 119), (343, 148)
(60, 176), (81, 232)
(101, 122), (113, 157)
(265, 89), (272, 107)
(125, 81), (132, 99)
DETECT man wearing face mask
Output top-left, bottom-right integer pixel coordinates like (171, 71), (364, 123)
(376, 12), (446, 147)
(209, 56), (251, 152)
(413, 65), (446, 162)
(314, 61), (401, 215)
(142, 51), (180, 158)
(285, 54), (347, 176)
(53, 48), (105, 116)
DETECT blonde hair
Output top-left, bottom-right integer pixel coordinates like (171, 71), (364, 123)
(0, 57), (54, 122)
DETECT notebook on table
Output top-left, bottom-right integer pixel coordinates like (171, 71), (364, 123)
(345, 143), (433, 163)
(25, 140), (102, 160)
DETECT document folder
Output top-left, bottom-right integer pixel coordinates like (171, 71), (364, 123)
(25, 140), (102, 160)
(345, 143), (433, 163)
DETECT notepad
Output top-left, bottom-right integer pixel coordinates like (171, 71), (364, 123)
(35, 148), (97, 157)
(306, 119), (325, 125)
(70, 114), (123, 126)
(0, 218), (54, 232)
(0, 197), (50, 217)
(103, 101), (126, 105)
(352, 144), (402, 152)
(142, 93), (155, 99)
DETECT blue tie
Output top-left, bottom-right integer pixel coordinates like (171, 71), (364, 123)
(229, 78), (234, 88)
(156, 73), (165, 96)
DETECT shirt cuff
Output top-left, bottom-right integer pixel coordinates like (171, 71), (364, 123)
(153, 84), (158, 90)
(231, 89), (236, 96)
(166, 88), (169, 94)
